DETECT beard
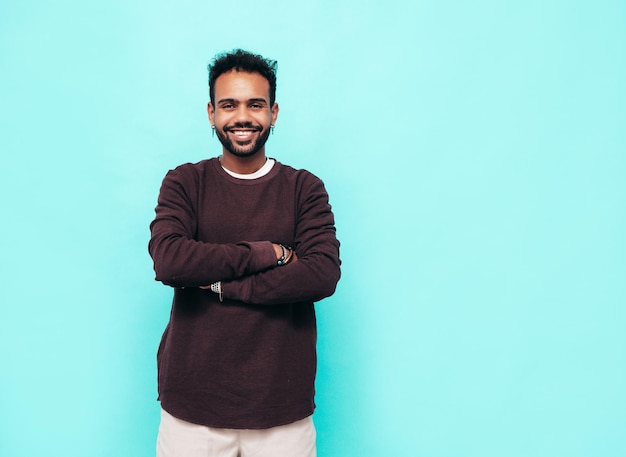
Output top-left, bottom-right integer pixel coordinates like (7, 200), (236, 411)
(215, 122), (271, 158)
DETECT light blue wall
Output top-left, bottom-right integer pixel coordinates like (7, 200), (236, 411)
(1, 1), (625, 456)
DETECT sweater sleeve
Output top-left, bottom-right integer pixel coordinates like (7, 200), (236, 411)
(148, 166), (277, 288)
(222, 175), (341, 305)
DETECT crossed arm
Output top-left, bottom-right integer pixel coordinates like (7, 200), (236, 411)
(148, 168), (340, 305)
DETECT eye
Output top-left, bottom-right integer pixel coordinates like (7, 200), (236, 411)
(250, 103), (264, 109)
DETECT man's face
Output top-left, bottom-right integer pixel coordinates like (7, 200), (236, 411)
(208, 70), (279, 158)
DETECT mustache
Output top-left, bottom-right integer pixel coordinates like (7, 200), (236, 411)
(223, 122), (263, 132)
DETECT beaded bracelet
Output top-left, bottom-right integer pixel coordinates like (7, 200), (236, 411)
(277, 244), (293, 266)
(210, 281), (223, 302)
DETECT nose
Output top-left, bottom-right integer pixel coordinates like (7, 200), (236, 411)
(234, 104), (251, 122)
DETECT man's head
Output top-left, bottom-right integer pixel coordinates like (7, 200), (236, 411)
(208, 49), (277, 107)
(207, 49), (279, 161)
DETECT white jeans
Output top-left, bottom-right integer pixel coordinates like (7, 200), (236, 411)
(156, 408), (316, 457)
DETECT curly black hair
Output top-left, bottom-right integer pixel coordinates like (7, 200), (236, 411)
(207, 49), (278, 106)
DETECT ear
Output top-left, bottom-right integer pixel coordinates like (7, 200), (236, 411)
(207, 102), (215, 126)
(271, 102), (279, 125)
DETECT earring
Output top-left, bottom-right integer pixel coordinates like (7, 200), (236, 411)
(270, 125), (275, 135)
(211, 125), (215, 137)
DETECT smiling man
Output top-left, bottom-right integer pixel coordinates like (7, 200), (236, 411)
(209, 70), (277, 162)
(149, 49), (341, 457)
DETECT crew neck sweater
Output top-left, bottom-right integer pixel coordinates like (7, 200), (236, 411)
(149, 157), (341, 429)
(222, 157), (275, 179)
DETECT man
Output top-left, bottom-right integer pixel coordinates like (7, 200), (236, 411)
(149, 49), (341, 457)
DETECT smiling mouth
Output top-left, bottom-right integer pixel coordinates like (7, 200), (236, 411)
(230, 129), (258, 137)
(225, 124), (262, 133)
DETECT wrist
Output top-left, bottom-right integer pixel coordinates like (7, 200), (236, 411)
(210, 281), (223, 302)
(277, 244), (294, 266)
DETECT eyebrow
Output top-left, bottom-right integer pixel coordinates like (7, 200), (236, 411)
(217, 97), (269, 105)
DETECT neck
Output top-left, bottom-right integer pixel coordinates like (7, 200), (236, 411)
(220, 150), (267, 174)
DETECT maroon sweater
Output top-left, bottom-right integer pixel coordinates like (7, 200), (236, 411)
(149, 158), (341, 429)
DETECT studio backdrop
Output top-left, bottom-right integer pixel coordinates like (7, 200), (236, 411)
(1, 1), (625, 456)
